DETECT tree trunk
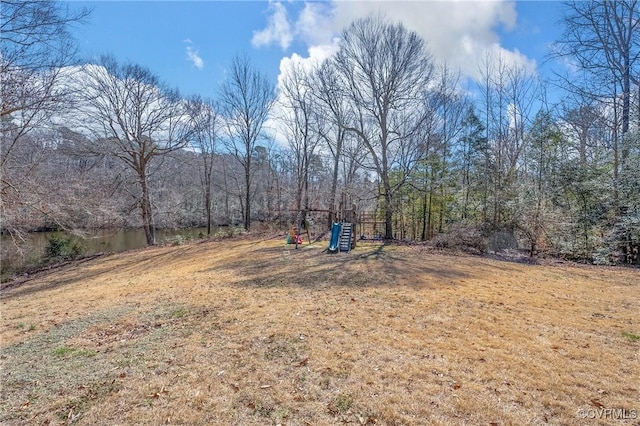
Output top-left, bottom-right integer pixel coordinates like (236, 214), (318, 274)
(463, 167), (470, 221)
(621, 55), (630, 163)
(329, 131), (343, 217)
(138, 169), (156, 245)
(295, 161), (303, 214)
(244, 157), (251, 231)
(383, 178), (393, 240)
(303, 153), (310, 212)
(275, 174), (282, 220)
(579, 131), (587, 165)
(238, 193), (244, 226)
(427, 190), (434, 240)
(427, 162), (437, 239)
(205, 188), (212, 236)
(421, 192), (428, 241)
(613, 89), (620, 216)
(384, 195), (393, 240)
(494, 138), (502, 226)
(222, 160), (230, 222)
(438, 184), (445, 233)
(421, 164), (428, 240)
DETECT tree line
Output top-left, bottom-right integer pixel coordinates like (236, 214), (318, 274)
(1, 0), (639, 267)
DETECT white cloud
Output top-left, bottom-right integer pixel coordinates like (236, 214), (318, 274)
(256, 0), (536, 83)
(253, 1), (335, 50)
(277, 42), (339, 87)
(266, 42), (340, 147)
(295, 2), (335, 46)
(261, 0), (538, 144)
(252, 2), (293, 50)
(332, 0), (534, 80)
(185, 42), (204, 70)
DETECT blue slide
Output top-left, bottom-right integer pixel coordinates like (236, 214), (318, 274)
(328, 222), (341, 253)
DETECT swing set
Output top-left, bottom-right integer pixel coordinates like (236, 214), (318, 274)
(284, 202), (359, 252)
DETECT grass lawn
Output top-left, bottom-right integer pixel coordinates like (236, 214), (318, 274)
(1, 238), (638, 425)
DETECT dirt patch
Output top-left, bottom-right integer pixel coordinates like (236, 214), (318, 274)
(1, 238), (638, 425)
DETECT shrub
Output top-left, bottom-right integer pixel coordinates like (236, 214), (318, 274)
(431, 224), (486, 253)
(487, 230), (519, 253)
(44, 233), (84, 260)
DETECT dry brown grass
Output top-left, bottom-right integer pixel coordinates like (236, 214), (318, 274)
(1, 238), (638, 425)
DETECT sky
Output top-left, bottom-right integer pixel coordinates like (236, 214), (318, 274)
(67, 0), (567, 101)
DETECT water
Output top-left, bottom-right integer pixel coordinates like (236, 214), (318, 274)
(29, 227), (209, 254)
(1, 227), (211, 273)
(106, 228), (213, 253)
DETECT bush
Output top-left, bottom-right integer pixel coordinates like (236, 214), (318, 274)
(45, 234), (84, 260)
(430, 224), (486, 253)
(487, 230), (519, 253)
(212, 226), (245, 239)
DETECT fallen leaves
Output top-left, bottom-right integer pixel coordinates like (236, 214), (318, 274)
(2, 239), (638, 425)
(149, 386), (169, 399)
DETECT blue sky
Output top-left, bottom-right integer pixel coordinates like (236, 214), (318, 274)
(68, 1), (567, 100)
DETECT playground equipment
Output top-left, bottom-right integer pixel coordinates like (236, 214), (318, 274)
(327, 202), (357, 253)
(282, 198), (358, 252)
(328, 222), (341, 252)
(286, 228), (303, 245)
(285, 210), (313, 249)
(328, 221), (354, 253)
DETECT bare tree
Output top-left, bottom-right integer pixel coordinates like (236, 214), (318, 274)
(517, 110), (564, 256)
(457, 106), (489, 224)
(220, 55), (274, 231)
(553, 0), (640, 210)
(504, 64), (538, 180)
(77, 56), (193, 245)
(562, 100), (607, 165)
(1, 0), (88, 154)
(428, 64), (468, 233)
(331, 15), (434, 239)
(1, 0), (89, 238)
(477, 50), (538, 226)
(551, 1), (640, 263)
(188, 97), (220, 235)
(277, 61), (321, 214)
(311, 60), (351, 213)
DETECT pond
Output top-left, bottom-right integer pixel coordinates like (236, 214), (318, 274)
(1, 227), (213, 275)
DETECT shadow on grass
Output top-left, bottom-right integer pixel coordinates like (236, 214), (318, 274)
(0, 247), (189, 301)
(0, 237), (249, 300)
(204, 241), (470, 290)
(2, 239), (474, 300)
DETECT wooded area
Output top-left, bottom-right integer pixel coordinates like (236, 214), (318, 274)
(2, 1), (639, 274)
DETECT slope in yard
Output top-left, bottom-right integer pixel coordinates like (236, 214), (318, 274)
(1, 238), (638, 425)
